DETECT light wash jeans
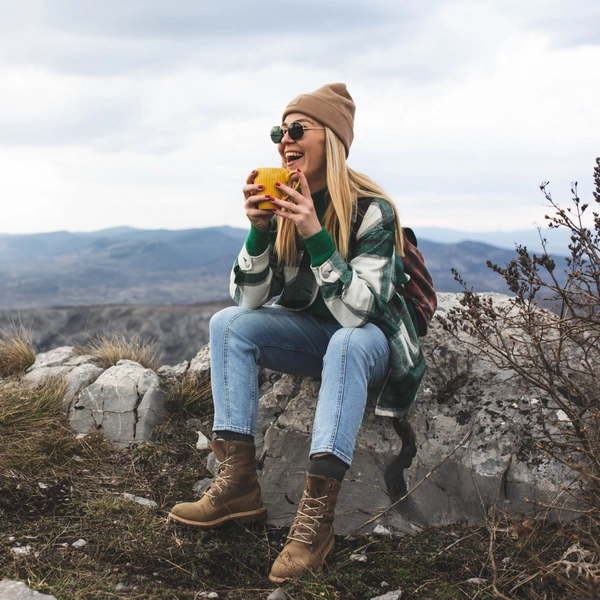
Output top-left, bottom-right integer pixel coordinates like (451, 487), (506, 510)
(209, 305), (390, 466)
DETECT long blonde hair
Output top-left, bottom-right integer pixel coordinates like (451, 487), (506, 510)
(275, 127), (404, 266)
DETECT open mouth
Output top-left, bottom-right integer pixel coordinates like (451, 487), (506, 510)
(285, 152), (303, 167)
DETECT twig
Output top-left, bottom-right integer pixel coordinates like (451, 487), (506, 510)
(488, 520), (511, 600)
(435, 528), (483, 557)
(346, 429), (472, 537)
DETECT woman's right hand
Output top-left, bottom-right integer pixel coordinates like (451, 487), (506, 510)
(243, 170), (273, 231)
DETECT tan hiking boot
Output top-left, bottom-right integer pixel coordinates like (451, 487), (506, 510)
(269, 473), (341, 583)
(168, 439), (266, 528)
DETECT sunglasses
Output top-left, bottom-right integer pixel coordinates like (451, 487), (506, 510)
(270, 121), (325, 143)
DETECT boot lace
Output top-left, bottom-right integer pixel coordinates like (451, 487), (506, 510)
(204, 456), (235, 500)
(287, 491), (328, 546)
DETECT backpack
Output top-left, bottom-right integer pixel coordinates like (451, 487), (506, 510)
(352, 198), (437, 336)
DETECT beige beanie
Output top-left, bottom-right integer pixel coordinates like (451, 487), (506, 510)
(282, 83), (356, 157)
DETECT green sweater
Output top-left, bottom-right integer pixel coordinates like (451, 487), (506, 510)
(244, 188), (337, 322)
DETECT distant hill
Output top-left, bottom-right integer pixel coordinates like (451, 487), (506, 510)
(0, 225), (565, 310)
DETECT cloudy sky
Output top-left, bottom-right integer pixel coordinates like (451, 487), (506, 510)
(1, 0), (599, 235)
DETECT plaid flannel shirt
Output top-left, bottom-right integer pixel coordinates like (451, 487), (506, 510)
(230, 198), (426, 417)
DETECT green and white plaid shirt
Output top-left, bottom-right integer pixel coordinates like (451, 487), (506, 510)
(231, 197), (426, 417)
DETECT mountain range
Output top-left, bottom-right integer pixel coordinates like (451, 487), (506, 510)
(0, 225), (567, 311)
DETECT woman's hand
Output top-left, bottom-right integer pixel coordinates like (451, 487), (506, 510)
(243, 170), (274, 232)
(271, 170), (322, 239)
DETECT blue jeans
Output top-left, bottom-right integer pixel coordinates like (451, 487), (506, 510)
(209, 305), (390, 466)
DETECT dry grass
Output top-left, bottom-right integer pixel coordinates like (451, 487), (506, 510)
(0, 324), (36, 378)
(0, 376), (76, 471)
(1, 375), (598, 598)
(165, 375), (213, 417)
(76, 331), (163, 371)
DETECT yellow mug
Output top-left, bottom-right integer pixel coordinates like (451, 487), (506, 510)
(254, 167), (300, 210)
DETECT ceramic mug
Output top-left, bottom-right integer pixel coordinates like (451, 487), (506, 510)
(254, 168), (300, 210)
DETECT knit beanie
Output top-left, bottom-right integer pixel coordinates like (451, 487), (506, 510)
(282, 83), (355, 157)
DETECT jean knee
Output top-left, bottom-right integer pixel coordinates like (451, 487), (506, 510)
(209, 306), (245, 340)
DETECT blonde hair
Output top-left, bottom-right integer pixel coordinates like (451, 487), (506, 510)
(275, 127), (404, 266)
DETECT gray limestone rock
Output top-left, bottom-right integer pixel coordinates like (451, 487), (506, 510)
(198, 292), (577, 534)
(188, 344), (210, 380)
(0, 580), (57, 600)
(21, 346), (104, 412)
(70, 359), (166, 448)
(157, 361), (190, 382)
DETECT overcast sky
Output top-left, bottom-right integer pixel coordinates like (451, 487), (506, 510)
(1, 0), (599, 235)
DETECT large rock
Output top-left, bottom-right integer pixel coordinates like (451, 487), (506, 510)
(22, 346), (105, 412)
(70, 360), (166, 448)
(196, 293), (576, 535)
(0, 580), (57, 600)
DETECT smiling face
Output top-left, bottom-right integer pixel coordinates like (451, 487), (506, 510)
(278, 112), (327, 191)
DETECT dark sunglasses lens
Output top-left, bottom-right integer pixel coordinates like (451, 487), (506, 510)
(270, 126), (283, 143)
(288, 122), (305, 140)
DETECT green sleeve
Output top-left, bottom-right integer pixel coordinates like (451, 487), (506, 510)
(303, 228), (336, 267)
(245, 225), (270, 256)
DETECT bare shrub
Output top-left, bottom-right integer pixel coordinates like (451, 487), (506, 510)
(440, 158), (600, 596)
(76, 332), (163, 371)
(0, 324), (36, 378)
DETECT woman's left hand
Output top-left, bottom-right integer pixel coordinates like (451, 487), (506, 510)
(271, 170), (322, 239)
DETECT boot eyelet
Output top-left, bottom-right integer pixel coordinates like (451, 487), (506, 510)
(229, 445), (235, 451)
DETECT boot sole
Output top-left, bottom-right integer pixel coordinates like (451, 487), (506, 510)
(168, 506), (267, 529)
(268, 536), (335, 584)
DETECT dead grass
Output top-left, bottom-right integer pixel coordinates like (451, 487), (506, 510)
(1, 378), (598, 599)
(0, 323), (36, 378)
(165, 375), (213, 417)
(75, 331), (163, 371)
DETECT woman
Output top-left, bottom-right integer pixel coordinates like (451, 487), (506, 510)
(169, 83), (425, 583)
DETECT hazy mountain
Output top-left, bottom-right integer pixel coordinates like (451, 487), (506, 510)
(0, 225), (566, 311)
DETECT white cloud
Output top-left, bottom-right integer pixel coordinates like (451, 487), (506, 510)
(0, 0), (598, 234)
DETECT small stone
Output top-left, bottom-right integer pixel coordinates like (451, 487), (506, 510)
(381, 581), (390, 587)
(115, 583), (130, 592)
(38, 482), (48, 489)
(267, 589), (288, 600)
(72, 539), (87, 548)
(196, 431), (211, 450)
(373, 524), (391, 536)
(12, 545), (32, 555)
(123, 493), (158, 508)
(466, 578), (488, 585)
(369, 591), (402, 600)
(350, 553), (368, 562)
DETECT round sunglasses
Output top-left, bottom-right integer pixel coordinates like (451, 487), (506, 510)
(270, 121), (325, 144)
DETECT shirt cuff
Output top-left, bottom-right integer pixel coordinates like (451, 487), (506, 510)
(245, 225), (270, 256)
(304, 228), (336, 267)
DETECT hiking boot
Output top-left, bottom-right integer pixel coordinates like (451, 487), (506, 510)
(168, 439), (266, 528)
(269, 473), (341, 583)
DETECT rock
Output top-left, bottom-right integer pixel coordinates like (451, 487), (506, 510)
(26, 346), (78, 369)
(114, 583), (130, 592)
(196, 431), (211, 450)
(71, 539), (87, 548)
(70, 360), (166, 448)
(239, 293), (578, 533)
(123, 493), (158, 508)
(267, 589), (288, 600)
(350, 553), (368, 562)
(22, 347), (104, 412)
(0, 579), (57, 599)
(157, 361), (190, 382)
(188, 344), (211, 380)
(370, 591), (402, 600)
